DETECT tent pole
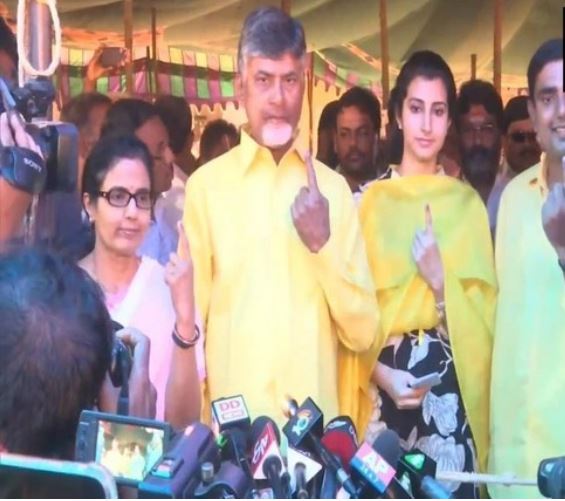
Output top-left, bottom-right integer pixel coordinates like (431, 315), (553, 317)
(124, 0), (134, 93)
(27, 0), (52, 89)
(151, 5), (160, 96)
(379, 0), (390, 109)
(493, 0), (502, 92)
(281, 0), (292, 15)
(471, 53), (477, 80)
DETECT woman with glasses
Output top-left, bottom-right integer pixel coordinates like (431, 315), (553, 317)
(79, 135), (201, 427)
(355, 51), (496, 498)
(100, 98), (177, 265)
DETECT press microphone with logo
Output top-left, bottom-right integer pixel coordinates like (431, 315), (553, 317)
(321, 416), (359, 474)
(211, 395), (254, 483)
(397, 448), (452, 499)
(249, 416), (288, 499)
(282, 397), (358, 498)
(287, 446), (323, 499)
(350, 429), (400, 498)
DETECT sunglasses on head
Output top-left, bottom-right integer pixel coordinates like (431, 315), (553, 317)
(510, 131), (537, 144)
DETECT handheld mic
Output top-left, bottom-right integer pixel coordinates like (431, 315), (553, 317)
(211, 395), (255, 492)
(350, 429), (400, 498)
(397, 449), (451, 499)
(321, 416), (359, 474)
(282, 397), (358, 498)
(250, 416), (288, 499)
(287, 446), (323, 499)
(538, 456), (565, 499)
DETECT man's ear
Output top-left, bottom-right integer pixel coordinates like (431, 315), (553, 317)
(235, 73), (245, 102)
(527, 98), (537, 134)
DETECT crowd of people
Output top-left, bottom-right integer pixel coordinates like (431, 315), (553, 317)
(0, 6), (563, 499)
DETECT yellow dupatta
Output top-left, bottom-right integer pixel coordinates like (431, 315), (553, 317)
(339, 174), (496, 473)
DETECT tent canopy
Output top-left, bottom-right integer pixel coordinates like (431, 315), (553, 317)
(4, 0), (562, 87)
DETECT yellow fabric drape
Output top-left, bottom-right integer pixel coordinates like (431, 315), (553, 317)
(339, 174), (496, 473)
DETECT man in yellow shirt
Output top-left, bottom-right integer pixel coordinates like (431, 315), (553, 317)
(182, 7), (379, 426)
(489, 39), (565, 498)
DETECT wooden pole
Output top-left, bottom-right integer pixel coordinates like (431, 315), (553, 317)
(151, 6), (160, 96)
(493, 0), (502, 92)
(471, 53), (477, 80)
(124, 0), (134, 93)
(281, 0), (292, 15)
(379, 0), (390, 109)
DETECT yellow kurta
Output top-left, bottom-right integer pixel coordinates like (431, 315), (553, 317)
(355, 174), (496, 473)
(489, 160), (565, 498)
(182, 130), (380, 428)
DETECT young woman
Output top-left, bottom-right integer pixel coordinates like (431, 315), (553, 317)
(358, 51), (496, 498)
(79, 135), (202, 428)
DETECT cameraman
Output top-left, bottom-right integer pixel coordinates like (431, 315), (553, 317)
(0, 247), (156, 459)
(0, 111), (43, 246)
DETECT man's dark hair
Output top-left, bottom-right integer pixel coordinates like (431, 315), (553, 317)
(0, 16), (17, 67)
(82, 135), (154, 199)
(238, 7), (306, 72)
(527, 38), (563, 98)
(0, 248), (113, 458)
(154, 95), (193, 155)
(60, 92), (112, 131)
(318, 100), (339, 133)
(100, 98), (159, 139)
(199, 119), (239, 163)
(503, 95), (530, 133)
(456, 80), (504, 131)
(336, 86), (382, 133)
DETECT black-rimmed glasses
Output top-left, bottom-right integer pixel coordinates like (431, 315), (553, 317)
(97, 188), (154, 210)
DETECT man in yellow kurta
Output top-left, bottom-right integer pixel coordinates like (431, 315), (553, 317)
(182, 7), (379, 427)
(489, 39), (565, 498)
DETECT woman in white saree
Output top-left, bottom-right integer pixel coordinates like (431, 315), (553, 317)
(79, 135), (202, 428)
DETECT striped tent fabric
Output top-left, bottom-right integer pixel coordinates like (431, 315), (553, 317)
(56, 47), (381, 107)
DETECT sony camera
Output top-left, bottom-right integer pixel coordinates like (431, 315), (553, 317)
(0, 76), (78, 194)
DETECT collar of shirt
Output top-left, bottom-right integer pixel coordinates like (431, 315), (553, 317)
(238, 126), (305, 175)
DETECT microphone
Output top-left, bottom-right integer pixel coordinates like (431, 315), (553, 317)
(350, 429), (400, 498)
(287, 446), (323, 499)
(397, 449), (451, 499)
(211, 395), (255, 491)
(321, 416), (359, 474)
(538, 456), (565, 499)
(250, 416), (288, 499)
(282, 397), (358, 498)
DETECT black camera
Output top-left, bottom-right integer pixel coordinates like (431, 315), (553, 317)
(109, 321), (133, 389)
(75, 410), (173, 488)
(0, 76), (78, 194)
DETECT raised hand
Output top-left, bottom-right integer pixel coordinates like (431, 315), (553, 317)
(542, 157), (565, 263)
(412, 204), (445, 300)
(291, 154), (330, 253)
(86, 46), (128, 82)
(165, 222), (195, 327)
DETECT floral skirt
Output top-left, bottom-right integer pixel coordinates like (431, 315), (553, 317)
(366, 328), (479, 499)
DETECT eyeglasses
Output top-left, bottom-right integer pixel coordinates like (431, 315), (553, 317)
(509, 131), (537, 144)
(97, 188), (154, 210)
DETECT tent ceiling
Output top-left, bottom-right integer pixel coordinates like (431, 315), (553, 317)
(4, 0), (562, 86)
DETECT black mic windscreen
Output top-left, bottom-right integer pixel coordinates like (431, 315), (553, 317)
(538, 457), (565, 499)
(250, 416), (281, 446)
(372, 429), (401, 468)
